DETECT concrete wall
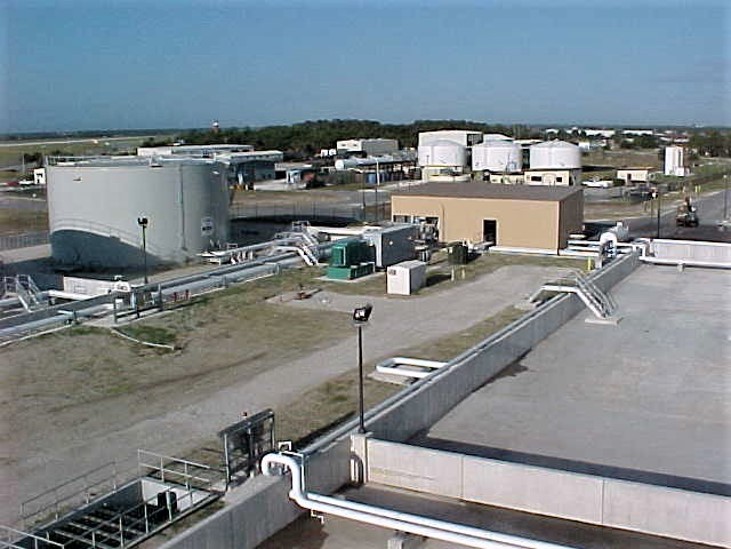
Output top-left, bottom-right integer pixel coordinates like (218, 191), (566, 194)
(651, 239), (731, 266)
(366, 439), (731, 547)
(160, 253), (639, 549)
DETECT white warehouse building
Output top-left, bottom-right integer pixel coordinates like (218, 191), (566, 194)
(46, 156), (231, 269)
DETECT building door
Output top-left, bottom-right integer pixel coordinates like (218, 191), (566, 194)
(483, 219), (497, 245)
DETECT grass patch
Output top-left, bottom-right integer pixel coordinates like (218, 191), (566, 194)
(119, 325), (178, 346)
(0, 207), (48, 235)
(396, 305), (525, 362)
(321, 252), (585, 297)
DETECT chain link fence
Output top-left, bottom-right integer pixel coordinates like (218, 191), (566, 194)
(0, 231), (49, 251)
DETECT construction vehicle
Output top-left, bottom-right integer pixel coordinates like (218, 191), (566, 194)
(676, 197), (699, 227)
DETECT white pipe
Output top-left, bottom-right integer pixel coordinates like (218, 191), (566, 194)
(262, 453), (577, 549)
(639, 256), (731, 269)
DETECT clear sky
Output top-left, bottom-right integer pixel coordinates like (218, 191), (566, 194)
(2, 0), (729, 133)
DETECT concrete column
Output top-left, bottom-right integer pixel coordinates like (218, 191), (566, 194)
(350, 432), (372, 485)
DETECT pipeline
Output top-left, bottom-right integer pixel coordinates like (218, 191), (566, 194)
(261, 452), (577, 549)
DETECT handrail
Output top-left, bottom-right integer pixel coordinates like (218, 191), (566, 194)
(22, 462), (119, 528)
(0, 525), (65, 548)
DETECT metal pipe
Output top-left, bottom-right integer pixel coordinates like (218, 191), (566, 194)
(262, 453), (577, 549)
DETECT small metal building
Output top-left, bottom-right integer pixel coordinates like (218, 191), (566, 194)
(391, 183), (583, 253)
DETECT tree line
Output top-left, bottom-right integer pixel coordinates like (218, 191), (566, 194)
(150, 119), (541, 160)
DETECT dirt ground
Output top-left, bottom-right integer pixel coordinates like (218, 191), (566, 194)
(0, 258), (575, 528)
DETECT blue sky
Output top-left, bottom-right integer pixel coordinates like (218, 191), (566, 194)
(2, 0), (729, 133)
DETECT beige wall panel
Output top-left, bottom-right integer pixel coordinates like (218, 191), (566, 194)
(558, 192), (584, 248)
(392, 196), (560, 250)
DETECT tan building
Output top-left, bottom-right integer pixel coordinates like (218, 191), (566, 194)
(391, 183), (583, 252)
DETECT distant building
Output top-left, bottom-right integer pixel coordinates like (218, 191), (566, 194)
(33, 167), (46, 185)
(137, 144), (254, 157)
(664, 146), (688, 177)
(617, 167), (653, 185)
(417, 130), (483, 148)
(336, 138), (399, 157)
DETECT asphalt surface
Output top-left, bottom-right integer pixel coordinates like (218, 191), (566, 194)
(627, 188), (731, 241)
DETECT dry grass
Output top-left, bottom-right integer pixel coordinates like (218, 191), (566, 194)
(0, 207), (48, 235)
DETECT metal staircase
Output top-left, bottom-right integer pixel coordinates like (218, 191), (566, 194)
(530, 270), (617, 320)
(272, 229), (321, 267)
(2, 275), (45, 312)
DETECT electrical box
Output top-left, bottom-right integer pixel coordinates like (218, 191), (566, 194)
(387, 260), (427, 295)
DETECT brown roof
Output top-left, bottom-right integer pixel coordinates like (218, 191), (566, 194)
(392, 182), (582, 201)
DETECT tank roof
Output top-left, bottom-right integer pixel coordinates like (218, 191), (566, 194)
(531, 140), (579, 149)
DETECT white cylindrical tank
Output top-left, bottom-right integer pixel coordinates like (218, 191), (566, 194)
(334, 158), (359, 171)
(47, 158), (230, 268)
(417, 140), (467, 168)
(529, 141), (581, 169)
(472, 140), (523, 173)
(482, 133), (512, 141)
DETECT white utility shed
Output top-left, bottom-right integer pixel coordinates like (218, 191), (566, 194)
(387, 260), (427, 295)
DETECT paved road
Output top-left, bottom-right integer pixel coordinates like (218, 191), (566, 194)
(627, 189), (731, 241)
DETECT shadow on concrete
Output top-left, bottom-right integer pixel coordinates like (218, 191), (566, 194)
(407, 435), (731, 497)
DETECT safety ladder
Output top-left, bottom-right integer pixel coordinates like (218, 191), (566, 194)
(531, 270), (617, 320)
(1, 274), (44, 312)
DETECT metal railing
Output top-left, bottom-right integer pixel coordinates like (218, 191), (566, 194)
(230, 202), (365, 221)
(20, 462), (120, 530)
(0, 231), (49, 251)
(136, 450), (221, 492)
(0, 525), (65, 548)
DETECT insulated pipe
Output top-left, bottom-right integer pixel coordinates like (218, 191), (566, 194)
(261, 453), (577, 549)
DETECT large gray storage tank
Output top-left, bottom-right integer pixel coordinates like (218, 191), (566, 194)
(47, 157), (230, 269)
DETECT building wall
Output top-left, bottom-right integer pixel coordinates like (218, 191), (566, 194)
(391, 195), (574, 250)
(524, 169), (581, 186)
(336, 139), (398, 156)
(558, 191), (584, 248)
(617, 169), (651, 184)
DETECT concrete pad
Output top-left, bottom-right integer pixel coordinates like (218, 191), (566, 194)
(417, 265), (731, 485)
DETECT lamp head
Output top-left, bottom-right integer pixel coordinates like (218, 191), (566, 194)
(137, 216), (149, 228)
(353, 303), (373, 323)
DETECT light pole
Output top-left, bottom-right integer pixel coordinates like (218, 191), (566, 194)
(353, 304), (373, 434)
(137, 216), (149, 285)
(652, 189), (661, 238)
(724, 174), (729, 221)
(374, 158), (380, 222)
